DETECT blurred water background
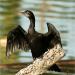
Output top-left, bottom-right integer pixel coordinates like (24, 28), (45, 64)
(0, 0), (75, 75)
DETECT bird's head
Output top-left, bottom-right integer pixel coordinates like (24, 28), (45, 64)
(20, 10), (35, 34)
(21, 10), (35, 22)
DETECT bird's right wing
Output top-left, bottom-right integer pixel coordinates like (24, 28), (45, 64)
(6, 25), (29, 57)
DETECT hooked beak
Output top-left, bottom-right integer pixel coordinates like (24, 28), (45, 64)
(20, 12), (25, 15)
(18, 11), (29, 18)
(18, 12), (25, 15)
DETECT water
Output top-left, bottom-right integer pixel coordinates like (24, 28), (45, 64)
(0, 67), (74, 75)
(0, 0), (75, 75)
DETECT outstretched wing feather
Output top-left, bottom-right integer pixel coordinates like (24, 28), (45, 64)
(6, 25), (29, 57)
(46, 23), (62, 48)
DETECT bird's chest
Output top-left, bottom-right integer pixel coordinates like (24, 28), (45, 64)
(28, 35), (42, 48)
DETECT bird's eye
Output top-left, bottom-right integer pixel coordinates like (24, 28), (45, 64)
(25, 10), (29, 14)
(27, 11), (30, 15)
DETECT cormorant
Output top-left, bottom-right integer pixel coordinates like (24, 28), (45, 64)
(6, 10), (62, 72)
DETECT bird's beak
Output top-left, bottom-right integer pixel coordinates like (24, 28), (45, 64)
(20, 12), (25, 15)
(18, 12), (25, 16)
(19, 11), (29, 18)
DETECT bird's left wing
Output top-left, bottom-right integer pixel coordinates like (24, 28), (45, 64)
(45, 23), (62, 48)
(6, 25), (29, 57)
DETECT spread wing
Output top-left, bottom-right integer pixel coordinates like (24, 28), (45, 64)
(46, 23), (62, 48)
(6, 25), (29, 57)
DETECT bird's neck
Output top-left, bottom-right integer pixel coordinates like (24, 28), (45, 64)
(30, 19), (35, 27)
(28, 19), (35, 34)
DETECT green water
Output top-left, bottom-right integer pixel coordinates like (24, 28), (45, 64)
(0, 68), (73, 75)
(0, 68), (17, 75)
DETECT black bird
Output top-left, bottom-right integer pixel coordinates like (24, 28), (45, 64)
(6, 10), (62, 72)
